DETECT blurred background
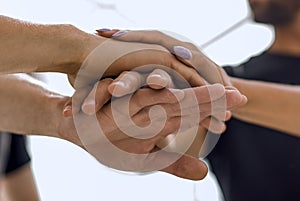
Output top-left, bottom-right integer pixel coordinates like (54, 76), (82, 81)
(0, 0), (273, 200)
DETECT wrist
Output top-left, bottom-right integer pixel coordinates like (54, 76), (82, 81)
(230, 77), (250, 116)
(49, 95), (84, 146)
(43, 93), (69, 138)
(37, 24), (104, 75)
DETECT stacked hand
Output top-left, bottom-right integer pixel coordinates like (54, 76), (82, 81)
(96, 29), (232, 86)
(60, 29), (247, 181)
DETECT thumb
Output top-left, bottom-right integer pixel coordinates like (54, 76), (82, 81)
(159, 151), (208, 180)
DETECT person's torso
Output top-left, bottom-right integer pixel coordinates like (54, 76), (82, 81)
(207, 52), (300, 201)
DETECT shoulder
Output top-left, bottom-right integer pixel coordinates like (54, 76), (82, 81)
(221, 52), (267, 77)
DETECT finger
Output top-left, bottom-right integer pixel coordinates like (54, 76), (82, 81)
(97, 30), (208, 87)
(108, 71), (146, 97)
(107, 138), (208, 180)
(99, 30), (226, 85)
(190, 87), (245, 116)
(127, 88), (185, 115)
(225, 111), (232, 121)
(98, 30), (199, 52)
(96, 30), (200, 71)
(146, 69), (175, 89)
(183, 84), (225, 105)
(172, 46), (227, 85)
(131, 114), (197, 139)
(105, 114), (182, 142)
(181, 86), (245, 118)
(200, 117), (226, 134)
(159, 151), (208, 180)
(71, 85), (94, 114)
(96, 29), (119, 38)
(224, 87), (247, 109)
(169, 60), (209, 87)
(62, 98), (73, 117)
(131, 84), (226, 119)
(136, 102), (206, 122)
(132, 85), (232, 121)
(81, 78), (113, 115)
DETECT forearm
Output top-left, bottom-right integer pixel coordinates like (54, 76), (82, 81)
(0, 74), (67, 137)
(0, 15), (103, 74)
(231, 77), (300, 137)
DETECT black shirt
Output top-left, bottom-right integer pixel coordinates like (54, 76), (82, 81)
(0, 132), (30, 174)
(207, 52), (300, 201)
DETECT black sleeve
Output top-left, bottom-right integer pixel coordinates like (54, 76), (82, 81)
(0, 132), (31, 174)
(222, 65), (235, 76)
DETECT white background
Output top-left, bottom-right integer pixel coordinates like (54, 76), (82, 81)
(0, 0), (273, 200)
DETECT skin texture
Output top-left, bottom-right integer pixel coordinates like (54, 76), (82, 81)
(249, 0), (300, 25)
(66, 69), (246, 169)
(93, 30), (247, 158)
(0, 164), (39, 201)
(230, 0), (300, 136)
(0, 15), (209, 90)
(95, 2), (300, 137)
(1, 74), (233, 181)
(3, 0), (299, 196)
(0, 14), (241, 199)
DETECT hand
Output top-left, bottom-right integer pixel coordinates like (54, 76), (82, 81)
(60, 79), (219, 180)
(96, 29), (232, 86)
(80, 69), (246, 132)
(99, 69), (246, 158)
(76, 68), (246, 158)
(68, 34), (208, 91)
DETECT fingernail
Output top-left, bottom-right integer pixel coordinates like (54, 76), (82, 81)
(63, 105), (72, 117)
(169, 89), (185, 101)
(149, 74), (163, 79)
(112, 30), (128, 38)
(82, 99), (96, 115)
(173, 46), (192, 60)
(110, 81), (130, 97)
(242, 95), (248, 102)
(96, 28), (111, 32)
(147, 74), (168, 89)
(113, 81), (128, 89)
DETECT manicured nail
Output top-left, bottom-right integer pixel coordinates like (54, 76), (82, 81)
(63, 105), (72, 117)
(147, 74), (168, 89)
(82, 99), (96, 115)
(169, 89), (185, 101)
(96, 28), (111, 32)
(112, 30), (128, 38)
(242, 95), (248, 102)
(173, 46), (192, 60)
(110, 81), (130, 97)
(113, 81), (128, 89)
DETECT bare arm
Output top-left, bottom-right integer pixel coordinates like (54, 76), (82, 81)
(0, 15), (102, 75)
(231, 77), (300, 137)
(0, 74), (67, 137)
(101, 30), (300, 137)
(0, 15), (209, 94)
(0, 74), (212, 180)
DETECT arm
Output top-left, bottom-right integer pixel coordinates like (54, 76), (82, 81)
(231, 77), (300, 137)
(0, 74), (210, 180)
(0, 73), (67, 137)
(0, 15), (206, 91)
(0, 15), (100, 74)
(98, 30), (300, 137)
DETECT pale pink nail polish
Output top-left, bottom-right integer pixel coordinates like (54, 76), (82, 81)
(96, 28), (111, 32)
(112, 30), (128, 37)
(173, 46), (192, 60)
